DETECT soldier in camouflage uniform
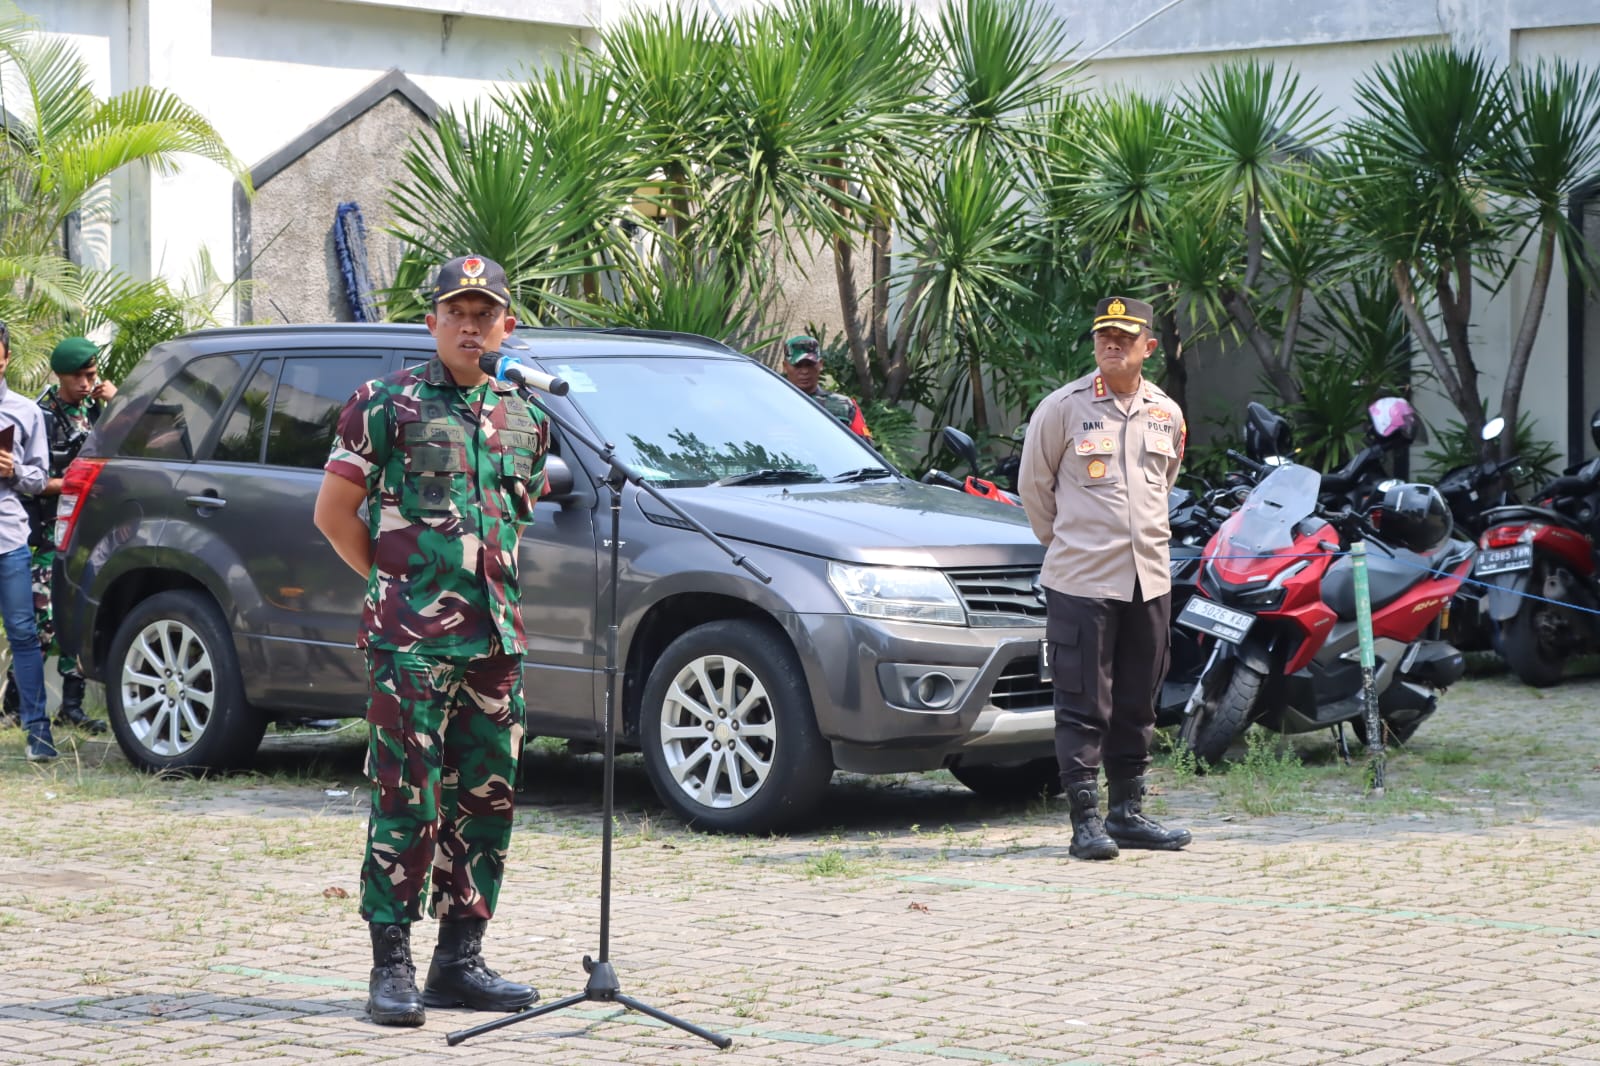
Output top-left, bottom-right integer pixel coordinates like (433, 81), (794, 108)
(315, 255), (549, 1028)
(781, 335), (873, 439)
(2, 337), (112, 734)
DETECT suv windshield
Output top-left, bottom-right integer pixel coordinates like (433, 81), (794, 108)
(556, 355), (889, 487)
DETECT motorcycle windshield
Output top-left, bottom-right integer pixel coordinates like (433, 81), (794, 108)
(1222, 463), (1321, 555)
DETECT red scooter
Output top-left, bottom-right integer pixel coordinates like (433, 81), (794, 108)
(1176, 460), (1474, 765)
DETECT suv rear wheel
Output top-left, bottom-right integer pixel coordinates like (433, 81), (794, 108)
(106, 590), (264, 773)
(640, 620), (832, 833)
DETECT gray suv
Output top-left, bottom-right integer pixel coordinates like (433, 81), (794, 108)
(55, 324), (1054, 832)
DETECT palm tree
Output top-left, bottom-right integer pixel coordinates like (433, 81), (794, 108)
(1497, 58), (1600, 455)
(1339, 45), (1516, 445)
(0, 0), (245, 381)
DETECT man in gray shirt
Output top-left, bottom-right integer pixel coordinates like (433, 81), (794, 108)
(0, 321), (55, 761)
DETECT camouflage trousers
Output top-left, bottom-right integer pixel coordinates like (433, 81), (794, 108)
(30, 546), (80, 679)
(359, 650), (525, 926)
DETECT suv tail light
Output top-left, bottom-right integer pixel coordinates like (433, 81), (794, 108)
(54, 458), (106, 551)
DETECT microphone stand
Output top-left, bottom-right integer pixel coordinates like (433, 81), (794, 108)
(448, 370), (767, 1050)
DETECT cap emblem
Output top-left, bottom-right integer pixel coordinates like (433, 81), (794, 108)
(462, 256), (485, 278)
(1107, 299), (1126, 317)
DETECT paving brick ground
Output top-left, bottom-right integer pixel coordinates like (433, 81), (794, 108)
(2, 672), (1598, 1064)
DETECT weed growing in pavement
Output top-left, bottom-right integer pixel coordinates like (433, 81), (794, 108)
(803, 849), (863, 878)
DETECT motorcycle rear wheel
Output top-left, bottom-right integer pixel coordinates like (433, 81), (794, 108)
(1181, 661), (1263, 767)
(1502, 607), (1566, 688)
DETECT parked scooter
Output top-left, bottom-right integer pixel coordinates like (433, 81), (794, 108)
(1474, 409), (1600, 686)
(1175, 461), (1474, 764)
(920, 427), (1022, 506)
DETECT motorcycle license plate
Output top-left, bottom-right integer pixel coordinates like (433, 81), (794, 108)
(1175, 598), (1255, 645)
(1474, 544), (1533, 577)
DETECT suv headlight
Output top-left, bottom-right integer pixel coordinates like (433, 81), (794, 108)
(827, 563), (966, 626)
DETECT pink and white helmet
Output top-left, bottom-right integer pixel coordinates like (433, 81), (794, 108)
(1368, 397), (1422, 442)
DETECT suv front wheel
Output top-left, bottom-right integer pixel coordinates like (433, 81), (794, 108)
(640, 620), (832, 833)
(106, 590), (264, 773)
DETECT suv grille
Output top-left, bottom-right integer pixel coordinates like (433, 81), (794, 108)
(992, 655), (1051, 710)
(947, 566), (1045, 627)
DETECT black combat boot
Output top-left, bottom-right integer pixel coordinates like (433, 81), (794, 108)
(367, 923), (426, 1027)
(1064, 776), (1118, 861)
(1105, 775), (1192, 851)
(422, 918), (539, 1011)
(54, 676), (107, 734)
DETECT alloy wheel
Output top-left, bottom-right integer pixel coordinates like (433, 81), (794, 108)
(656, 653), (777, 810)
(119, 619), (217, 758)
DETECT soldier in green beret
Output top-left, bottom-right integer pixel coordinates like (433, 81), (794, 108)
(2, 336), (115, 735)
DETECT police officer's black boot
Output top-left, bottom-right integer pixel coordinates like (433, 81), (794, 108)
(422, 918), (538, 1011)
(367, 922), (426, 1027)
(1064, 776), (1118, 861)
(53, 676), (107, 734)
(1105, 775), (1192, 851)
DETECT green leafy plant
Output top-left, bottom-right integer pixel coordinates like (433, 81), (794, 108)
(1420, 412), (1562, 491)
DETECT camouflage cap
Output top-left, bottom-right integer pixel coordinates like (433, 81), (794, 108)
(785, 335), (821, 365)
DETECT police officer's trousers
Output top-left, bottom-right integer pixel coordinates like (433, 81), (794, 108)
(359, 650), (525, 925)
(1046, 582), (1171, 785)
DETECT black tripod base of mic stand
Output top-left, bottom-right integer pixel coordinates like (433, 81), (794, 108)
(445, 954), (732, 1048)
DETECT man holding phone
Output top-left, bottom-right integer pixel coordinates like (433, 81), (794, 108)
(0, 321), (56, 760)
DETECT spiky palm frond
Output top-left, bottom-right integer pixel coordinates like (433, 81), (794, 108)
(930, 0), (1076, 163)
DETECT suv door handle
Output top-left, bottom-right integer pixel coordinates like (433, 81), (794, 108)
(186, 494), (227, 511)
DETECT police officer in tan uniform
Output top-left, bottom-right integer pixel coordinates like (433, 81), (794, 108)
(1019, 296), (1192, 860)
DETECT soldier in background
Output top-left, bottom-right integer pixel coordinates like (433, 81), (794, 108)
(2, 336), (114, 734)
(781, 335), (872, 440)
(314, 254), (548, 1027)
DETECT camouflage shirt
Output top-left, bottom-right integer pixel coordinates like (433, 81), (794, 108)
(810, 387), (871, 439)
(325, 358), (549, 656)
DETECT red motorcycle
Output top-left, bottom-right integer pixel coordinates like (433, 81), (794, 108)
(1474, 450), (1600, 687)
(1176, 462), (1474, 765)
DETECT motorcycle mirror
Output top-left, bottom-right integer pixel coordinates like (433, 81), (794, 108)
(941, 426), (983, 474)
(1590, 407), (1600, 453)
(1481, 416), (1506, 442)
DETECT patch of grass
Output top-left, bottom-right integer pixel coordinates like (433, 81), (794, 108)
(803, 849), (863, 878)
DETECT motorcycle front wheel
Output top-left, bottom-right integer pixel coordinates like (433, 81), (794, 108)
(1180, 660), (1263, 767)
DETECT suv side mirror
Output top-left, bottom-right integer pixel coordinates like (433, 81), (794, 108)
(541, 454), (577, 502)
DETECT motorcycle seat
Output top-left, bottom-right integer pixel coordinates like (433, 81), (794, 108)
(1322, 539), (1473, 619)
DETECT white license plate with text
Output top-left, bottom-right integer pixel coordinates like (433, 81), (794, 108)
(1175, 598), (1256, 645)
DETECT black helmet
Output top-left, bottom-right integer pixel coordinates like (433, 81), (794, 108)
(1371, 482), (1451, 553)
(1244, 402), (1293, 462)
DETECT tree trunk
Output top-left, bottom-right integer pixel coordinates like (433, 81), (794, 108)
(1500, 224), (1557, 460)
(1222, 289), (1300, 406)
(832, 234), (873, 399)
(966, 342), (989, 436)
(1434, 257), (1485, 441)
(870, 219), (894, 394)
(1392, 263), (1483, 433)
(1156, 305), (1187, 413)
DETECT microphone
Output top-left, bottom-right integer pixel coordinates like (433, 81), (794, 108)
(478, 349), (569, 396)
